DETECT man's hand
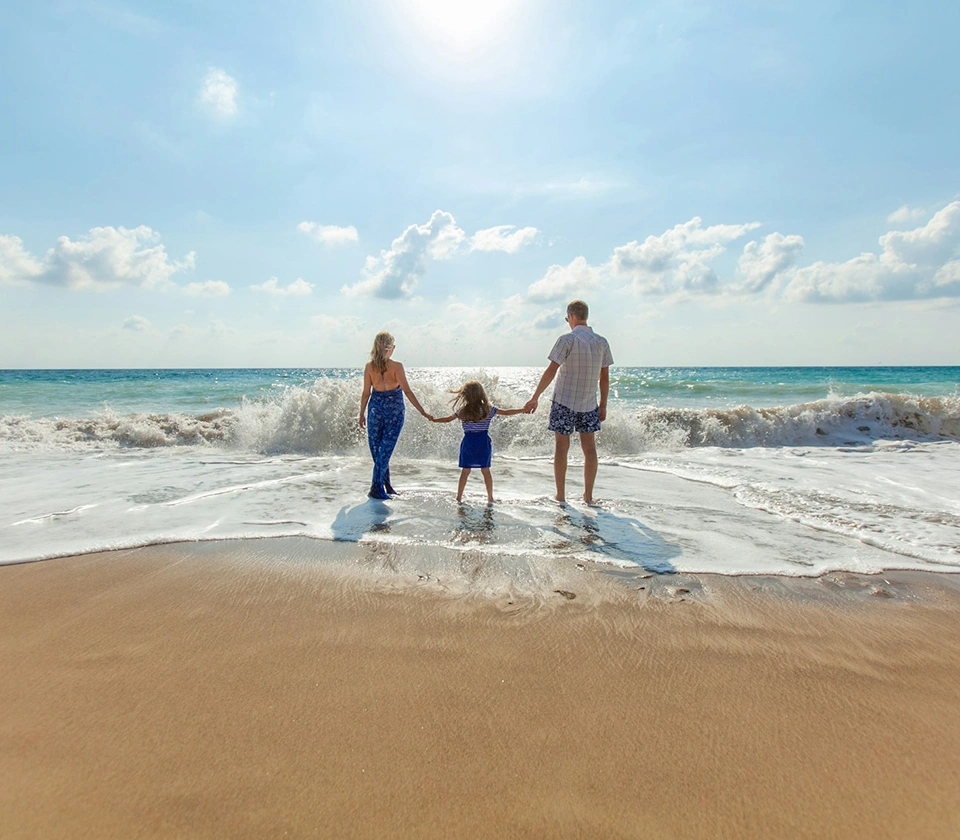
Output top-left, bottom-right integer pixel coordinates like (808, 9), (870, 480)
(599, 405), (606, 422)
(524, 398), (539, 414)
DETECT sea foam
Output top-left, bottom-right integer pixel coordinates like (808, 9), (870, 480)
(2, 378), (958, 456)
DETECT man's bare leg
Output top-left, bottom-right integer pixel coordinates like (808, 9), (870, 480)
(580, 432), (598, 504)
(554, 433), (570, 502)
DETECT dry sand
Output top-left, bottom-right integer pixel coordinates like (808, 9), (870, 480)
(2, 539), (960, 839)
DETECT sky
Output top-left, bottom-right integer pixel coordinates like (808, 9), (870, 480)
(2, 0), (959, 368)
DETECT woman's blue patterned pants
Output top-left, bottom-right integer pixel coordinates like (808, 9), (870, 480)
(367, 388), (405, 499)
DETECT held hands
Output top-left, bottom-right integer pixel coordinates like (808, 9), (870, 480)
(523, 397), (539, 414)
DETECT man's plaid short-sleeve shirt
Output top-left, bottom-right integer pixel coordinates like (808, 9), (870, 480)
(548, 326), (614, 412)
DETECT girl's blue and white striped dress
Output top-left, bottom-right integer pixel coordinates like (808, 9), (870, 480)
(458, 407), (498, 469)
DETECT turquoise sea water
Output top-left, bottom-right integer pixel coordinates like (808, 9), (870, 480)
(2, 366), (958, 419)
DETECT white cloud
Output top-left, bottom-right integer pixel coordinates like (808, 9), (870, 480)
(251, 276), (314, 296)
(518, 256), (601, 304)
(123, 315), (151, 331)
(342, 210), (465, 299)
(518, 175), (619, 198)
(309, 313), (364, 333)
(183, 280), (231, 297)
(470, 225), (538, 254)
(297, 221), (359, 246)
(879, 201), (960, 266)
(199, 68), (238, 118)
(887, 204), (927, 225)
(0, 226), (195, 291)
(609, 217), (762, 295)
(735, 232), (805, 293)
(340, 211), (540, 300)
(784, 201), (960, 302)
(0, 235), (45, 285)
(531, 308), (564, 330)
(933, 260), (960, 288)
(514, 216), (763, 304)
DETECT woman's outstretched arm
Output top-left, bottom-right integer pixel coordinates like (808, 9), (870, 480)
(395, 363), (430, 417)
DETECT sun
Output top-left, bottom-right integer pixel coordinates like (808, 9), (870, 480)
(403, 0), (528, 59)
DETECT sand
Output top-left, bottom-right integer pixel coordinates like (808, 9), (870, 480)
(2, 539), (960, 839)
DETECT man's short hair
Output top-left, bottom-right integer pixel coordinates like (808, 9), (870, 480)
(567, 300), (589, 321)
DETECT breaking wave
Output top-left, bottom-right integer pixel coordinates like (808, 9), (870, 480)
(2, 377), (958, 455)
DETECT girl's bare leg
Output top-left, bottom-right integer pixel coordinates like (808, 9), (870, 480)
(481, 468), (493, 503)
(457, 468), (471, 502)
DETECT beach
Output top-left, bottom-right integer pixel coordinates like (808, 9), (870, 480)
(3, 538), (960, 839)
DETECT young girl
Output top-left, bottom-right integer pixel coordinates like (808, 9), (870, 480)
(431, 381), (527, 503)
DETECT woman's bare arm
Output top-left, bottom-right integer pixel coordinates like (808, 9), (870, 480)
(358, 364), (372, 428)
(395, 363), (430, 417)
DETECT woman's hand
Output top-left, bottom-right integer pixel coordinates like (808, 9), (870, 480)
(358, 413), (366, 429)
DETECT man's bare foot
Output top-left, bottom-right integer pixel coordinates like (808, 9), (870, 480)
(554, 496), (566, 505)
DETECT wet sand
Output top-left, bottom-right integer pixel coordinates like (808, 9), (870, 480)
(2, 539), (960, 839)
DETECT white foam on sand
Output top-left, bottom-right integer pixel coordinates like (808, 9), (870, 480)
(2, 437), (958, 589)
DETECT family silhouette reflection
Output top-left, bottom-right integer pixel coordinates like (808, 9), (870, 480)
(329, 496), (680, 577)
(453, 503), (495, 544)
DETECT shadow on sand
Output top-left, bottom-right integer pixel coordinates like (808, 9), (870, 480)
(550, 507), (681, 574)
(331, 499), (392, 542)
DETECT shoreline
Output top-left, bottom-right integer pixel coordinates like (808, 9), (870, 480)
(3, 540), (960, 838)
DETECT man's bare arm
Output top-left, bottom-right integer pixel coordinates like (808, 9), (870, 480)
(599, 366), (609, 422)
(524, 361), (560, 413)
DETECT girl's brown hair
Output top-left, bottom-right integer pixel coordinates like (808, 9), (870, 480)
(370, 332), (395, 375)
(450, 381), (490, 423)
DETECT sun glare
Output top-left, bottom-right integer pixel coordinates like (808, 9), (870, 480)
(404, 0), (527, 58)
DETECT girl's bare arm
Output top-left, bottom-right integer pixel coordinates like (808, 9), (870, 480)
(431, 414), (458, 423)
(495, 407), (529, 417)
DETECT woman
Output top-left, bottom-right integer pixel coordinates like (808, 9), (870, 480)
(358, 332), (431, 499)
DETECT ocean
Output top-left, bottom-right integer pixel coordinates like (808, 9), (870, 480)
(2, 367), (959, 589)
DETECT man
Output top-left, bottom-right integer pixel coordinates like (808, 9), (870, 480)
(525, 300), (613, 504)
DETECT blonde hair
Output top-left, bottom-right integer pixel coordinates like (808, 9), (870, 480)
(450, 381), (490, 423)
(370, 332), (395, 374)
